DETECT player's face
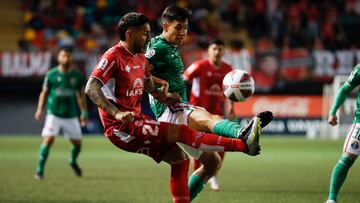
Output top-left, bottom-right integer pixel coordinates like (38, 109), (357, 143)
(57, 50), (72, 67)
(131, 23), (151, 53)
(208, 44), (225, 63)
(164, 20), (188, 45)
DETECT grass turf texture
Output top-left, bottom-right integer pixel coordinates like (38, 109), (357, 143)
(0, 135), (359, 203)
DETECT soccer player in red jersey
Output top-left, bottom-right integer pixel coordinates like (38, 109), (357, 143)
(184, 39), (233, 191)
(85, 12), (261, 203)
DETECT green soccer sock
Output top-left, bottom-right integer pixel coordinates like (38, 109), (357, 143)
(188, 174), (206, 201)
(36, 144), (50, 174)
(213, 119), (242, 138)
(328, 154), (354, 201)
(70, 145), (81, 165)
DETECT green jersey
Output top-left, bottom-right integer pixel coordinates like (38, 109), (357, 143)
(330, 64), (360, 123)
(145, 35), (187, 118)
(44, 66), (84, 118)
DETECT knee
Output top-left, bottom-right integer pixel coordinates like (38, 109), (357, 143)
(201, 152), (222, 176)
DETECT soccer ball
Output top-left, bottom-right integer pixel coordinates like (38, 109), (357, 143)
(222, 70), (255, 102)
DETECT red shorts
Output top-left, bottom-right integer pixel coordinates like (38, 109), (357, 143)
(104, 117), (174, 163)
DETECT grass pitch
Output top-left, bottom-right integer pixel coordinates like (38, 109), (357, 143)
(0, 135), (359, 203)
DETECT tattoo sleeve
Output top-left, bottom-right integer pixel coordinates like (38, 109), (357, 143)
(85, 77), (120, 118)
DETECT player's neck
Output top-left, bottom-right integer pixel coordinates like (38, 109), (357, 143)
(210, 59), (221, 68)
(58, 65), (70, 72)
(120, 41), (136, 56)
(161, 33), (178, 47)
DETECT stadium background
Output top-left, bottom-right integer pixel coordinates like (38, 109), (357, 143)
(1, 1), (360, 202)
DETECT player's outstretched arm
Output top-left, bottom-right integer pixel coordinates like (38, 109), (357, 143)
(85, 77), (135, 123)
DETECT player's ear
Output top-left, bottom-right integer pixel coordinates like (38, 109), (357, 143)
(162, 22), (168, 32)
(125, 29), (132, 41)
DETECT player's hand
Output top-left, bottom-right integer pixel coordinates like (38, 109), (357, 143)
(114, 111), (135, 124)
(151, 84), (169, 102)
(80, 116), (88, 127)
(163, 92), (181, 106)
(34, 109), (43, 121)
(328, 115), (338, 126)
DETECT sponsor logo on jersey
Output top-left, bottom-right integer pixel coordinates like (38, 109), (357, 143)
(205, 84), (223, 96)
(351, 141), (359, 149)
(133, 78), (143, 88)
(126, 78), (144, 97)
(98, 58), (108, 70)
(102, 60), (115, 77)
(145, 48), (155, 58)
(125, 65), (131, 72)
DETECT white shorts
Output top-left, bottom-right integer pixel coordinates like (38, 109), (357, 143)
(343, 123), (360, 155)
(42, 114), (82, 140)
(158, 102), (203, 159)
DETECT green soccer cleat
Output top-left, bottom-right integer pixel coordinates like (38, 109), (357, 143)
(238, 116), (262, 156)
(325, 200), (336, 203)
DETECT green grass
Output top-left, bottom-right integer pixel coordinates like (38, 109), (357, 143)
(0, 135), (359, 203)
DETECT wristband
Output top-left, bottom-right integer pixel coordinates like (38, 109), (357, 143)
(81, 111), (88, 117)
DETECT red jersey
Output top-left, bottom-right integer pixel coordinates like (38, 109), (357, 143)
(184, 59), (233, 115)
(90, 43), (151, 131)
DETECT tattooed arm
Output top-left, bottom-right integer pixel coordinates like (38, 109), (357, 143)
(85, 77), (135, 123)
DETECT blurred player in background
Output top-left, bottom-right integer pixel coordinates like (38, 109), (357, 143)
(184, 39), (233, 191)
(146, 5), (272, 201)
(326, 64), (360, 203)
(34, 48), (88, 180)
(85, 12), (263, 203)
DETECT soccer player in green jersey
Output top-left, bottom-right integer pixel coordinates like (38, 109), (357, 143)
(145, 6), (273, 201)
(34, 48), (88, 180)
(326, 64), (360, 203)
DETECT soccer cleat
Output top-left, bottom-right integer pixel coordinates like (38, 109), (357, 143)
(70, 163), (82, 177)
(34, 172), (43, 180)
(208, 176), (220, 191)
(256, 111), (273, 128)
(325, 200), (336, 203)
(243, 117), (262, 156)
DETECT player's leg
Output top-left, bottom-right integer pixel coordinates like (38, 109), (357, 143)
(165, 122), (260, 155)
(188, 151), (221, 201)
(69, 139), (82, 177)
(188, 108), (272, 139)
(162, 146), (191, 203)
(207, 152), (224, 191)
(326, 122), (360, 202)
(35, 136), (55, 179)
(35, 114), (60, 180)
(64, 117), (83, 177)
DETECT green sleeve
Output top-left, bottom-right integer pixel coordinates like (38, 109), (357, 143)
(330, 82), (354, 115)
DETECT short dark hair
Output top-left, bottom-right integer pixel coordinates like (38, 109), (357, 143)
(161, 5), (190, 23)
(208, 39), (225, 47)
(117, 12), (150, 40)
(59, 47), (72, 54)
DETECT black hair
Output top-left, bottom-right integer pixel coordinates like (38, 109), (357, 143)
(59, 46), (73, 54)
(208, 39), (225, 47)
(161, 5), (190, 23)
(117, 12), (150, 40)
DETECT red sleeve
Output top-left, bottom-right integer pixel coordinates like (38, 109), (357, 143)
(184, 62), (201, 81)
(90, 53), (117, 84)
